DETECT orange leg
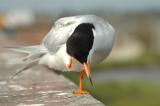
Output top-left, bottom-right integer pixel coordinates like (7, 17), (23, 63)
(73, 70), (89, 94)
(66, 57), (74, 69)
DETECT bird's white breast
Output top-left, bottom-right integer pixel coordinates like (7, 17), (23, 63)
(39, 45), (83, 72)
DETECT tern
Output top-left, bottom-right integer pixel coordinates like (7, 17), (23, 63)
(7, 15), (115, 94)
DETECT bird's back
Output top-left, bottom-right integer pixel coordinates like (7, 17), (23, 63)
(85, 16), (115, 64)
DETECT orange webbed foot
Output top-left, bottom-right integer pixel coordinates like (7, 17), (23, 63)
(73, 89), (89, 94)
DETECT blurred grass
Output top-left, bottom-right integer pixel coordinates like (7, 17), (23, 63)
(94, 50), (160, 70)
(63, 50), (160, 106)
(90, 82), (160, 106)
(64, 72), (160, 106)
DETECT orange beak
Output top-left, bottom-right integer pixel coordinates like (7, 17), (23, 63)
(84, 63), (94, 87)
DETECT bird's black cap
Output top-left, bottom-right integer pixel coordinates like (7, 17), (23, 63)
(66, 23), (95, 64)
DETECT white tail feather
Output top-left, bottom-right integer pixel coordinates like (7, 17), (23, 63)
(5, 45), (48, 79)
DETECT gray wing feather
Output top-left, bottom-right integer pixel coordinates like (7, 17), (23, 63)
(8, 58), (40, 80)
(5, 45), (38, 54)
(5, 45), (47, 80)
(42, 17), (78, 53)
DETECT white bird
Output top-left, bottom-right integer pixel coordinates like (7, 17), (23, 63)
(7, 15), (115, 94)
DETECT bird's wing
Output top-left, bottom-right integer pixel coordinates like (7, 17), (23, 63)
(5, 45), (47, 79)
(42, 15), (105, 53)
(42, 16), (80, 53)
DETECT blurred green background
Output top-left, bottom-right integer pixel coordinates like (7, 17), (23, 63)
(0, 0), (160, 106)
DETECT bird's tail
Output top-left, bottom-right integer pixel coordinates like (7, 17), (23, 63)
(5, 45), (48, 80)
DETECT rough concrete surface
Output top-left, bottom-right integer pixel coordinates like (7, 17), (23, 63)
(0, 65), (105, 106)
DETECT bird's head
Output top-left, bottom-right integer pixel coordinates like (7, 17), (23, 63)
(66, 23), (95, 86)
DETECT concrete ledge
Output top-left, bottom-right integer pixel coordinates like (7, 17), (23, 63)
(0, 66), (105, 106)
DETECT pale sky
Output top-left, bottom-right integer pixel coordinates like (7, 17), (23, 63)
(0, 0), (160, 13)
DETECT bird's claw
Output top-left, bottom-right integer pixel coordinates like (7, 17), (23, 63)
(66, 63), (72, 69)
(66, 57), (74, 69)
